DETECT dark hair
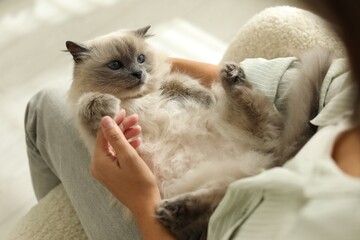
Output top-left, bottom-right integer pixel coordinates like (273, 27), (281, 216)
(304, 1), (360, 123)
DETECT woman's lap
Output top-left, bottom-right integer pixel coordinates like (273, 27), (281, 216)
(25, 88), (140, 240)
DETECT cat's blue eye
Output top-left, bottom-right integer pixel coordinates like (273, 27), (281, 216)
(107, 60), (123, 70)
(137, 54), (145, 63)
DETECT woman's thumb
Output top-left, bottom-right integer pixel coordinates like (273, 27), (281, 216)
(101, 116), (128, 153)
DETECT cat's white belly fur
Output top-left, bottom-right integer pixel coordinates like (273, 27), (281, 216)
(124, 91), (272, 198)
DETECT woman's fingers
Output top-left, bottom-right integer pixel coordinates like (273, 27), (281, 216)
(129, 137), (142, 149)
(120, 114), (139, 132)
(101, 116), (130, 153)
(124, 125), (142, 140)
(114, 109), (126, 125)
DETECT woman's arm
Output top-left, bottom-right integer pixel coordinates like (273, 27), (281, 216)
(170, 57), (221, 87)
(90, 112), (175, 240)
(332, 126), (360, 178)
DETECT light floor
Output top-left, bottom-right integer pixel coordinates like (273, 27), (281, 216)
(0, 0), (304, 238)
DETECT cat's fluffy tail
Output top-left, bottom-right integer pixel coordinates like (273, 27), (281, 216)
(278, 48), (333, 165)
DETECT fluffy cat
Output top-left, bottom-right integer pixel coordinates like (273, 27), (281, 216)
(66, 26), (332, 239)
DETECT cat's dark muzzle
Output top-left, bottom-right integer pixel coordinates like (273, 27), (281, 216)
(132, 71), (143, 80)
(127, 71), (146, 89)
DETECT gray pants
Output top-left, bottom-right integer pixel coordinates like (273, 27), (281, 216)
(25, 88), (140, 239)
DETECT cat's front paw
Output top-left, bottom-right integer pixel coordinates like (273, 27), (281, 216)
(77, 92), (120, 135)
(220, 63), (254, 101)
(220, 63), (247, 86)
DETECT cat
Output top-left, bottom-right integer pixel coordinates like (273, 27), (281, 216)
(65, 25), (332, 239)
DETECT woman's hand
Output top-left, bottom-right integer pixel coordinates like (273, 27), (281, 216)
(90, 110), (159, 215)
(90, 110), (175, 239)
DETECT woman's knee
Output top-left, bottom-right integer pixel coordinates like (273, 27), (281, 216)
(25, 88), (68, 137)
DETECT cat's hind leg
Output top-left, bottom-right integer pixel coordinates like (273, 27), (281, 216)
(156, 181), (228, 240)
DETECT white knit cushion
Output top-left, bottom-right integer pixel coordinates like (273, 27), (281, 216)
(5, 184), (87, 240)
(220, 6), (345, 64)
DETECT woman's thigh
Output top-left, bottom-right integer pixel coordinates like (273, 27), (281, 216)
(25, 88), (140, 240)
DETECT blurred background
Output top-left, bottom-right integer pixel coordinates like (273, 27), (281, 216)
(0, 0), (304, 237)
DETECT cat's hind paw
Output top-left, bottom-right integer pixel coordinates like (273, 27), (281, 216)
(156, 199), (187, 230)
(156, 196), (208, 240)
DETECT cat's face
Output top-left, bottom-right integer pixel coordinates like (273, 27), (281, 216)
(67, 26), (168, 100)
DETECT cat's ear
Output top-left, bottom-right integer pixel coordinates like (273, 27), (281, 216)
(134, 25), (153, 38)
(65, 41), (90, 63)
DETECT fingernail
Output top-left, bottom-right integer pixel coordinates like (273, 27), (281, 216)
(102, 116), (114, 129)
